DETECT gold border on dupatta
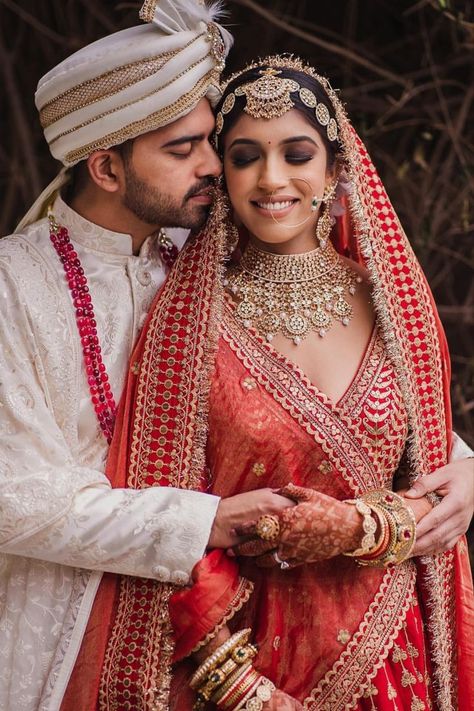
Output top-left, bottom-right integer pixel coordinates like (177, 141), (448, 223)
(331, 99), (456, 708)
(305, 563), (416, 710)
(99, 191), (230, 710)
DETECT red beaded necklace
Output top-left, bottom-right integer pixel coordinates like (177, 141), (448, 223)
(48, 212), (178, 444)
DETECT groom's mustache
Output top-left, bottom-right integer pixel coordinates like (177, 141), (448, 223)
(183, 179), (215, 203)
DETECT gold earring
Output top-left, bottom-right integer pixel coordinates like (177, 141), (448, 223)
(315, 207), (333, 249)
(322, 182), (337, 204)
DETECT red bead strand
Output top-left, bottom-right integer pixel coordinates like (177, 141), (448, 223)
(157, 228), (179, 268)
(49, 215), (117, 443)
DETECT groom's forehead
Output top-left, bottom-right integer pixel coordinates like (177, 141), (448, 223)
(150, 98), (216, 146)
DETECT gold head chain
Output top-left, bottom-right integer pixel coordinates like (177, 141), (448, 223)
(216, 59), (339, 145)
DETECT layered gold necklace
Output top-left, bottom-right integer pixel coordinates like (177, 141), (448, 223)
(224, 241), (362, 345)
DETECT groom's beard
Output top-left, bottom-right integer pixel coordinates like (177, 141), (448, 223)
(122, 165), (213, 231)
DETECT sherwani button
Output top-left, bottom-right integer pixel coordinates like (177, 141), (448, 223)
(152, 565), (171, 581)
(137, 268), (152, 286)
(171, 570), (189, 585)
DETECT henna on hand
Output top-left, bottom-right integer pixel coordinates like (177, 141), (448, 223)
(234, 484), (365, 566)
(277, 491), (364, 564)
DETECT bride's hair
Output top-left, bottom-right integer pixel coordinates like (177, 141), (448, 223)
(215, 62), (341, 168)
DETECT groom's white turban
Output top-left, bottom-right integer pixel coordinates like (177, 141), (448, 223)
(36, 0), (232, 167)
(15, 0), (232, 230)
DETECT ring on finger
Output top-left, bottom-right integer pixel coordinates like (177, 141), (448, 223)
(273, 551), (290, 570)
(256, 514), (281, 543)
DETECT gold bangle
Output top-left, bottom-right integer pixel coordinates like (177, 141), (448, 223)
(355, 505), (397, 567)
(190, 628), (251, 689)
(353, 490), (416, 567)
(211, 662), (253, 705)
(343, 499), (377, 556)
(231, 643), (258, 665)
(355, 503), (390, 562)
(197, 644), (257, 701)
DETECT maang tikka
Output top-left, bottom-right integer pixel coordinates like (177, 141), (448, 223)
(216, 67), (339, 149)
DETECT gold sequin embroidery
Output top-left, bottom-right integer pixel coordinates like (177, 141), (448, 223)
(40, 49), (181, 128)
(241, 376), (257, 391)
(337, 629), (350, 645)
(251, 462), (266, 477)
(64, 68), (220, 165)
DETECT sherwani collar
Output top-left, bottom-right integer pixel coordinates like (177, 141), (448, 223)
(53, 195), (158, 258)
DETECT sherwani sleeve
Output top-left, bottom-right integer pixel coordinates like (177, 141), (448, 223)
(450, 432), (474, 461)
(0, 264), (219, 585)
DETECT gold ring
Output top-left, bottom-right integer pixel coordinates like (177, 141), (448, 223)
(255, 515), (281, 542)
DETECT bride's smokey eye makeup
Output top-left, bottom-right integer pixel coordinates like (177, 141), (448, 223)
(227, 143), (317, 169)
(228, 149), (259, 167)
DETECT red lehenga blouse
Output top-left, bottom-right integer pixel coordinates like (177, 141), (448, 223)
(169, 306), (433, 711)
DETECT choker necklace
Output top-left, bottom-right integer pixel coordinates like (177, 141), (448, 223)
(224, 241), (362, 345)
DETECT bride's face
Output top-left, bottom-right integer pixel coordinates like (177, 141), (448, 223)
(223, 108), (334, 254)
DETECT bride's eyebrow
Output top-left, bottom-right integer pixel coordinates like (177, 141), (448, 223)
(281, 136), (317, 146)
(228, 138), (260, 149)
(228, 136), (318, 150)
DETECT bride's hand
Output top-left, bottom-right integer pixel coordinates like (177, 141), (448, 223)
(233, 483), (364, 566)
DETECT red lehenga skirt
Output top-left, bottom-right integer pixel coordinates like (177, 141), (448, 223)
(170, 307), (434, 711)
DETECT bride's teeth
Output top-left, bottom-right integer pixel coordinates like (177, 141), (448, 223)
(257, 200), (293, 211)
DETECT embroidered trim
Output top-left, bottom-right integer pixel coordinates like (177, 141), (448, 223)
(63, 67), (219, 165)
(222, 305), (381, 495)
(337, 326), (382, 415)
(334, 120), (455, 707)
(40, 48), (181, 128)
(191, 578), (255, 654)
(98, 578), (174, 710)
(139, 0), (159, 23)
(99, 190), (231, 710)
(303, 562), (416, 710)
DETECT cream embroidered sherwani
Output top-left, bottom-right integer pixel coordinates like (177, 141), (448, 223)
(0, 197), (220, 710)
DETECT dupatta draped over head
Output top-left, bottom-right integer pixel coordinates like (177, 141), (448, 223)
(71, 56), (473, 711)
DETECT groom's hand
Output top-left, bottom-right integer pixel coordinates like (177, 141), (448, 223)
(207, 489), (294, 549)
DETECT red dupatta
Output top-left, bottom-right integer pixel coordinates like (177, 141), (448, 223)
(63, 62), (473, 711)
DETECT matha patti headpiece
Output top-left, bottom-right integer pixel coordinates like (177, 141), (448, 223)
(215, 58), (339, 147)
(234, 68), (300, 119)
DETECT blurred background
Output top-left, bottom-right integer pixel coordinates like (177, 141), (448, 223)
(0, 0), (473, 552)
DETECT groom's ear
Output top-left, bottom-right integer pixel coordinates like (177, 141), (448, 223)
(87, 150), (125, 194)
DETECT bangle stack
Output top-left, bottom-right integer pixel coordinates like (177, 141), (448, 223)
(344, 489), (416, 567)
(190, 629), (275, 710)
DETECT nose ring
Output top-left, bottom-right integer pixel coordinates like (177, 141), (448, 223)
(269, 177), (322, 228)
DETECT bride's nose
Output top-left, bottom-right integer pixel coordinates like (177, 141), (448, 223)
(256, 158), (288, 193)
